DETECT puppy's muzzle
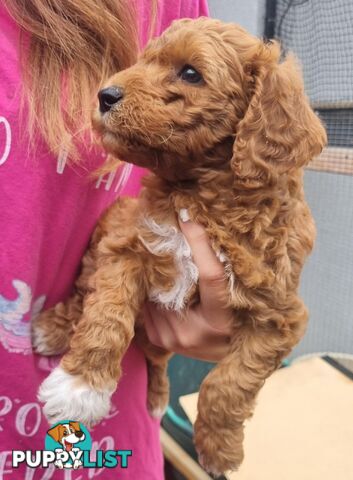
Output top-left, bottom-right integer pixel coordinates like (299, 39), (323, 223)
(98, 86), (124, 113)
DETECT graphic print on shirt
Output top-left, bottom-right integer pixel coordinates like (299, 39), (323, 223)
(0, 114), (133, 195)
(95, 162), (133, 193)
(0, 115), (11, 166)
(0, 279), (46, 355)
(56, 140), (133, 195)
(56, 143), (70, 174)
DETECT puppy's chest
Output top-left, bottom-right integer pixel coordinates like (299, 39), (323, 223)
(139, 216), (234, 311)
(138, 217), (198, 310)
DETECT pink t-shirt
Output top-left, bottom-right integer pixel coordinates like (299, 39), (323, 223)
(0, 1), (208, 478)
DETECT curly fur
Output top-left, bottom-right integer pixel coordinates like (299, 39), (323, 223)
(33, 18), (326, 474)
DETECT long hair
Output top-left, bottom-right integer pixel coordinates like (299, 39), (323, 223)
(4, 0), (154, 160)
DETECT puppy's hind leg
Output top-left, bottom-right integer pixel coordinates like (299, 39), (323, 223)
(31, 244), (97, 356)
(32, 293), (82, 356)
(194, 313), (304, 476)
(135, 326), (172, 418)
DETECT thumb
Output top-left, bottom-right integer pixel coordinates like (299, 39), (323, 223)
(178, 209), (229, 317)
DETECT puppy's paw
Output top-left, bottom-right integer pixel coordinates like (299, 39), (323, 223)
(147, 386), (169, 419)
(38, 366), (114, 427)
(194, 416), (244, 476)
(147, 396), (169, 419)
(31, 322), (61, 356)
(31, 308), (72, 356)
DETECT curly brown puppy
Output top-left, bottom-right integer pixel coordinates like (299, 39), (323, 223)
(33, 17), (326, 475)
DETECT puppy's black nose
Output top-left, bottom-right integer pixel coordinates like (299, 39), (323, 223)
(98, 86), (123, 113)
(75, 430), (84, 438)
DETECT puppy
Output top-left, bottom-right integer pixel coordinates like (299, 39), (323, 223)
(33, 18), (326, 474)
(47, 421), (85, 469)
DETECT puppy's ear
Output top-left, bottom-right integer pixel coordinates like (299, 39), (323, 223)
(47, 424), (64, 442)
(231, 42), (326, 188)
(69, 421), (81, 432)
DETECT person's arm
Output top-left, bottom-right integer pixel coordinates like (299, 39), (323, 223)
(144, 211), (232, 362)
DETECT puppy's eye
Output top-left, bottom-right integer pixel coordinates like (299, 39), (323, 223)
(179, 65), (203, 84)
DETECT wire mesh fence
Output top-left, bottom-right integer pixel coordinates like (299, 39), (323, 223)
(272, 0), (353, 358)
(275, 0), (353, 166)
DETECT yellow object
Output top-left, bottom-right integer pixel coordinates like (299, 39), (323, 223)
(180, 357), (353, 480)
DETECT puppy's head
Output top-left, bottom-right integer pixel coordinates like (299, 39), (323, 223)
(93, 17), (326, 185)
(47, 422), (85, 449)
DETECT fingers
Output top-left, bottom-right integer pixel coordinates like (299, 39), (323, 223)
(143, 209), (233, 362)
(178, 210), (231, 324)
(179, 209), (224, 279)
(144, 302), (231, 362)
(143, 303), (175, 350)
(144, 303), (197, 352)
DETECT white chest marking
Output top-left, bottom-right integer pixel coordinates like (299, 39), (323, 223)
(139, 218), (199, 311)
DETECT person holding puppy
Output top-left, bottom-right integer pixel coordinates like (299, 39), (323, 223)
(0, 1), (232, 478)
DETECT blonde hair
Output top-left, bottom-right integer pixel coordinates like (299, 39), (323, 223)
(4, 0), (155, 160)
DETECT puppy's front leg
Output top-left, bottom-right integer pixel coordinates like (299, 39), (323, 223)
(135, 326), (172, 418)
(195, 315), (305, 475)
(39, 255), (146, 427)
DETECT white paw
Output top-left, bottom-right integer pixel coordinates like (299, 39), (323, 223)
(38, 366), (114, 427)
(198, 453), (239, 477)
(149, 405), (168, 419)
(148, 395), (169, 419)
(198, 454), (222, 477)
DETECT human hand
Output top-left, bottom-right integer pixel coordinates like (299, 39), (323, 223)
(143, 210), (233, 362)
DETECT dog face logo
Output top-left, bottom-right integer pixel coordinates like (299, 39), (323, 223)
(45, 421), (90, 469)
(47, 421), (85, 451)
